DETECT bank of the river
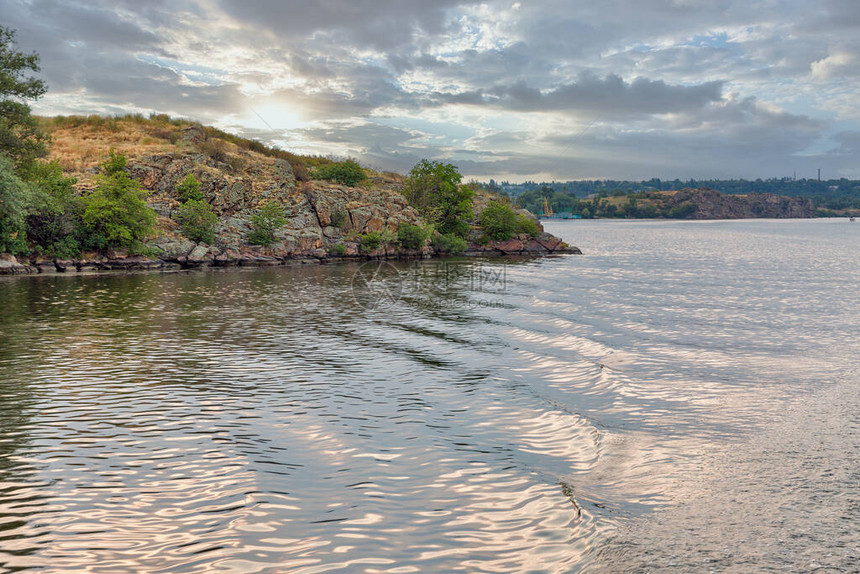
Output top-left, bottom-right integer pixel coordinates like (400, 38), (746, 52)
(0, 233), (580, 276)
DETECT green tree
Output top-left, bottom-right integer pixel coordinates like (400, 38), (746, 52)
(80, 151), (156, 250)
(23, 160), (81, 257)
(176, 199), (217, 244)
(312, 160), (366, 187)
(478, 200), (540, 240)
(397, 222), (429, 250)
(404, 160), (473, 237)
(0, 26), (48, 171)
(0, 154), (31, 253)
(177, 173), (203, 203)
(479, 200), (518, 240)
(247, 201), (286, 246)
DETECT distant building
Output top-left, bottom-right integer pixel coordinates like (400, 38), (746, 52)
(541, 212), (581, 219)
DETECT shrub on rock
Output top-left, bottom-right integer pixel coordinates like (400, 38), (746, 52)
(176, 199), (217, 244)
(247, 201), (286, 246)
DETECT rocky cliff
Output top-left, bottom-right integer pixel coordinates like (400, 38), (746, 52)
(667, 188), (815, 219)
(1, 119), (576, 275)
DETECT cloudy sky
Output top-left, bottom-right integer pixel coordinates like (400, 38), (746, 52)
(4, 0), (860, 181)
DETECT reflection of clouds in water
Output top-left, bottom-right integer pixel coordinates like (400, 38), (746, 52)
(0, 220), (857, 572)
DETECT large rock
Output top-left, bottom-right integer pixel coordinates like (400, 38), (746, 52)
(151, 237), (196, 258)
(535, 233), (562, 251)
(497, 239), (525, 253)
(187, 244), (209, 262)
(0, 254), (34, 275)
(181, 124), (206, 145)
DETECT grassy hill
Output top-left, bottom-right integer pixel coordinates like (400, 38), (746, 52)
(39, 113), (358, 182)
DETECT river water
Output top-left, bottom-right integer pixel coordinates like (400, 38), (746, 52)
(0, 219), (857, 573)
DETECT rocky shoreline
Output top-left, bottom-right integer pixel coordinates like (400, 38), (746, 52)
(1, 121), (581, 277)
(0, 234), (580, 276)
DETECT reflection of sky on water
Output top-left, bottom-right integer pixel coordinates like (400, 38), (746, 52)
(0, 219), (857, 572)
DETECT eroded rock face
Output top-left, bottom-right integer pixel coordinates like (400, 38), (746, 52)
(668, 188), (815, 219)
(128, 154), (297, 217)
(14, 144), (579, 275)
(305, 184), (421, 234)
(151, 237), (196, 258)
(121, 152), (430, 266)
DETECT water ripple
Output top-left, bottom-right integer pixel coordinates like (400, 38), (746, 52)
(1, 220), (857, 572)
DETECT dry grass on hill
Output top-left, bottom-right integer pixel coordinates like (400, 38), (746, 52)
(37, 113), (361, 180)
(41, 115), (180, 172)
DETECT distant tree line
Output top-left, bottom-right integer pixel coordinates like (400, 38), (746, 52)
(512, 187), (697, 219)
(496, 177), (860, 214)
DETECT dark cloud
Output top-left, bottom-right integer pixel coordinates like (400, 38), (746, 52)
(297, 122), (419, 149)
(431, 74), (724, 117)
(829, 131), (860, 155)
(25, 0), (165, 50)
(818, 0), (860, 29)
(215, 0), (481, 50)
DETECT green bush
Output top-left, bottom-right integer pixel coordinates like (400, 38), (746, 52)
(359, 231), (382, 251)
(312, 160), (366, 187)
(378, 228), (397, 244)
(0, 155), (31, 254)
(330, 210), (348, 228)
(36, 235), (80, 259)
(433, 232), (468, 254)
(80, 153), (156, 250)
(247, 201), (286, 246)
(479, 200), (518, 240)
(404, 160), (473, 237)
(102, 149), (127, 175)
(23, 160), (81, 258)
(176, 199), (217, 244)
(397, 222), (428, 250)
(476, 201), (540, 240)
(177, 173), (203, 203)
(344, 229), (362, 242)
(668, 203), (696, 219)
(330, 243), (347, 256)
(515, 214), (540, 237)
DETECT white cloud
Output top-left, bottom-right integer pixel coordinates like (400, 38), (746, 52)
(5, 0), (860, 180)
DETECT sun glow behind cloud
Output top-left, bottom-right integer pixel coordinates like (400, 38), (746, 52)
(237, 100), (307, 132)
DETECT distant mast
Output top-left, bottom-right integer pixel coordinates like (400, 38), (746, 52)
(543, 197), (553, 217)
